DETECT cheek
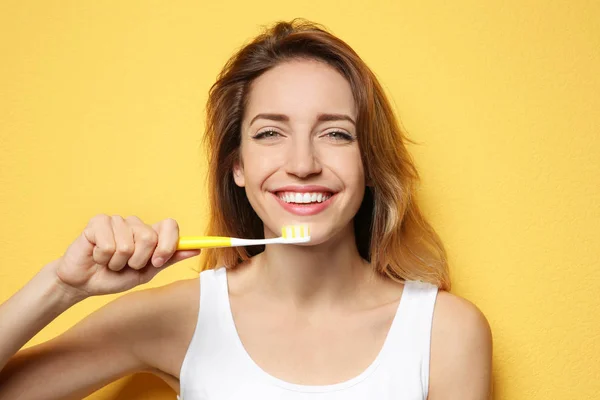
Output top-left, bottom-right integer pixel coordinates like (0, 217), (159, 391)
(241, 146), (284, 186)
(322, 147), (365, 186)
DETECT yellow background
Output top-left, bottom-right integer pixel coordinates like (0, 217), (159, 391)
(1, 1), (599, 399)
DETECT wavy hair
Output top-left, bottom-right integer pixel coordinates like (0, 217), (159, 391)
(200, 19), (450, 290)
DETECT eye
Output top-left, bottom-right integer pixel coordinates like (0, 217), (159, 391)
(252, 130), (282, 140)
(324, 130), (355, 142)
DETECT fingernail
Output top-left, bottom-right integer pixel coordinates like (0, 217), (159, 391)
(153, 257), (164, 267)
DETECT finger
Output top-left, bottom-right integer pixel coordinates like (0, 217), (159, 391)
(161, 249), (201, 268)
(127, 221), (158, 270)
(84, 214), (116, 267)
(107, 215), (135, 271)
(138, 250), (201, 284)
(150, 218), (180, 268)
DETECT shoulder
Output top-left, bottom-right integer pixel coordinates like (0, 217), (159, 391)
(105, 276), (200, 329)
(91, 276), (201, 376)
(428, 290), (493, 400)
(431, 290), (492, 341)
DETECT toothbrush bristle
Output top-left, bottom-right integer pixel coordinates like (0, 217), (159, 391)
(281, 224), (310, 242)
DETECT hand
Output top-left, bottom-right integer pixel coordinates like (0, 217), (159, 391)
(53, 214), (200, 299)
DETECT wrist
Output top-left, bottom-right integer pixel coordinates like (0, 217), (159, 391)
(39, 259), (89, 307)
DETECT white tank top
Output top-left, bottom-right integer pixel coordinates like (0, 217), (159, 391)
(178, 267), (438, 400)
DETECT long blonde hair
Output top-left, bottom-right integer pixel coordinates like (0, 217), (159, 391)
(200, 19), (450, 290)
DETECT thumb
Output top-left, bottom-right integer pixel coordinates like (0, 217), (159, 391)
(162, 250), (202, 268)
(139, 250), (201, 284)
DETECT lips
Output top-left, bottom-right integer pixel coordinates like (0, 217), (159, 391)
(270, 185), (337, 216)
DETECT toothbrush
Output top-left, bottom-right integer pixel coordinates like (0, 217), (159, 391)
(176, 224), (311, 250)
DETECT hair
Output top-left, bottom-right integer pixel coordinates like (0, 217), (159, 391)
(199, 19), (451, 290)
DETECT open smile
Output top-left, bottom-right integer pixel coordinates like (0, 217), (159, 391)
(270, 186), (337, 216)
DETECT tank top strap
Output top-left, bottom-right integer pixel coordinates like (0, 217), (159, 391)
(179, 267), (235, 400)
(196, 267), (239, 344)
(379, 280), (439, 397)
(199, 267), (226, 321)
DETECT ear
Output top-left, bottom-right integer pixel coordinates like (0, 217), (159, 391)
(232, 158), (245, 187)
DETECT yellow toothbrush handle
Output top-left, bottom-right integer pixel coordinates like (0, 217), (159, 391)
(177, 236), (233, 250)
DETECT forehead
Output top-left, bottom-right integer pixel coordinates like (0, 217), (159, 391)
(244, 59), (357, 121)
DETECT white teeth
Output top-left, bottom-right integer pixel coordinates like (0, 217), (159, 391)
(278, 191), (332, 204)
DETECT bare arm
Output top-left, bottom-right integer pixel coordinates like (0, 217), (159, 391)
(428, 291), (493, 400)
(0, 260), (84, 373)
(0, 214), (200, 399)
(0, 263), (138, 399)
(0, 261), (145, 400)
(0, 265), (198, 399)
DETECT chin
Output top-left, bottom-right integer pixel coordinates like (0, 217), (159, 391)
(295, 228), (342, 247)
(296, 236), (326, 247)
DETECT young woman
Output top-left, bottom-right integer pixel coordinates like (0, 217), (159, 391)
(0, 20), (492, 400)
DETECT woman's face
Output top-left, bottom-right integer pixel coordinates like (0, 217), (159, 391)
(234, 59), (365, 245)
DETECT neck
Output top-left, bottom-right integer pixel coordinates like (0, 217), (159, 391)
(251, 224), (375, 309)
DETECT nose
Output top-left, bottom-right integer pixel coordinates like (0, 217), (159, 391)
(284, 135), (322, 178)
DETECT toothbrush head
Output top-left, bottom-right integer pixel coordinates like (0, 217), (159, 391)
(281, 224), (311, 243)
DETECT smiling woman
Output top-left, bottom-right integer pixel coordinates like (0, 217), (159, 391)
(0, 18), (492, 400)
(202, 20), (451, 290)
(183, 18), (492, 399)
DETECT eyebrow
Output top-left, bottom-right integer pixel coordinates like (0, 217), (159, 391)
(249, 113), (356, 126)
